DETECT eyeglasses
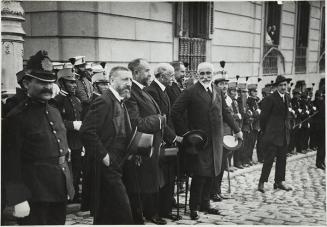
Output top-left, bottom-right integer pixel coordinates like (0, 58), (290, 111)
(199, 71), (212, 76)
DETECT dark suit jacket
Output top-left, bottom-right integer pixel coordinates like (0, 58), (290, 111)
(172, 82), (240, 177)
(260, 91), (291, 147)
(145, 80), (176, 143)
(80, 89), (132, 215)
(123, 82), (164, 193)
(166, 82), (182, 105)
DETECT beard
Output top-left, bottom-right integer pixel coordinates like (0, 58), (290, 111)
(116, 85), (131, 99)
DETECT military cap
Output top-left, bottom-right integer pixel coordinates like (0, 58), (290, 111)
(64, 62), (74, 69)
(57, 68), (76, 81)
(237, 78), (248, 92)
(85, 62), (93, 70)
(248, 83), (258, 91)
(92, 64), (105, 73)
(69, 56), (86, 66)
(214, 70), (229, 84)
(228, 80), (237, 90)
(25, 50), (56, 82)
(92, 72), (109, 84)
(53, 62), (65, 70)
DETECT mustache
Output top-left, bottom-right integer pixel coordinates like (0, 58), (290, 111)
(40, 88), (53, 95)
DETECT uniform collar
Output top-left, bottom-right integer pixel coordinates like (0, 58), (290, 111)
(154, 78), (166, 92)
(133, 79), (145, 90)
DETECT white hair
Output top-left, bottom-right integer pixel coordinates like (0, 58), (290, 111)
(154, 63), (175, 77)
(197, 62), (214, 74)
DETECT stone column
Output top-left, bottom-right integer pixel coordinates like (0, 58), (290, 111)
(1, 0), (25, 95)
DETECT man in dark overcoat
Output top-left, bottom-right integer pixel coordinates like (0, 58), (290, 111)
(2, 50), (74, 225)
(145, 63), (183, 220)
(258, 75), (293, 193)
(123, 58), (167, 225)
(80, 66), (134, 224)
(172, 62), (242, 220)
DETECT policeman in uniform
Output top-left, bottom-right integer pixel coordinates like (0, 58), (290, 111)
(289, 88), (302, 154)
(247, 83), (261, 164)
(3, 50), (74, 225)
(91, 66), (110, 102)
(69, 56), (93, 118)
(54, 67), (83, 204)
(298, 91), (311, 153)
(228, 80), (243, 168)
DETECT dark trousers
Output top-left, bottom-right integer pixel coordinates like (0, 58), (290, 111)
(189, 175), (213, 211)
(128, 192), (159, 223)
(297, 128), (310, 152)
(211, 150), (228, 196)
(71, 148), (83, 199)
(159, 163), (176, 217)
(256, 132), (264, 162)
(248, 130), (259, 161)
(289, 128), (298, 153)
(316, 130), (325, 166)
(94, 165), (133, 224)
(259, 143), (287, 183)
(18, 202), (66, 225)
(241, 131), (251, 164)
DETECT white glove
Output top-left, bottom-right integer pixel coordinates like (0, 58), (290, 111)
(306, 110), (310, 115)
(308, 123), (310, 128)
(73, 121), (82, 131)
(256, 109), (261, 114)
(313, 106), (317, 111)
(13, 201), (30, 218)
(102, 154), (110, 167)
(298, 109), (302, 113)
(237, 113), (242, 120)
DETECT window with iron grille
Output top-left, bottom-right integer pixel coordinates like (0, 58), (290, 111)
(175, 2), (213, 77)
(295, 1), (310, 74)
(319, 7), (325, 73)
(263, 2), (281, 75)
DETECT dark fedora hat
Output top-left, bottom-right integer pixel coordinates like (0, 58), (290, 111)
(182, 130), (207, 155)
(274, 75), (292, 85)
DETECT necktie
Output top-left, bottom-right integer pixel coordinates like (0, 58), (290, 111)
(207, 87), (213, 99)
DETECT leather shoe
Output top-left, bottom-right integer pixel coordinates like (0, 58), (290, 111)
(258, 182), (265, 193)
(210, 194), (222, 202)
(317, 164), (326, 170)
(201, 207), (221, 215)
(146, 216), (167, 225)
(163, 213), (181, 221)
(190, 210), (199, 220)
(235, 164), (244, 169)
(274, 182), (292, 191)
(242, 163), (250, 168)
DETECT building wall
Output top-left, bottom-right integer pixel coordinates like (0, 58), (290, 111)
(22, 1), (174, 69)
(22, 1), (324, 95)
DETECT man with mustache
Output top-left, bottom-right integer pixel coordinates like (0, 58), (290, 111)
(54, 67), (83, 204)
(123, 58), (167, 225)
(69, 56), (93, 119)
(172, 62), (243, 220)
(80, 66), (134, 224)
(2, 50), (74, 225)
(258, 75), (293, 193)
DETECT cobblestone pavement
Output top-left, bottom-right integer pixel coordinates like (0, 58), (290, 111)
(66, 151), (326, 225)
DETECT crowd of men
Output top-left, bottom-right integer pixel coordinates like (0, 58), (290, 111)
(1, 50), (325, 225)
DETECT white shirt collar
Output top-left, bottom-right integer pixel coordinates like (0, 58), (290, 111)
(154, 78), (166, 92)
(109, 86), (124, 102)
(133, 79), (145, 90)
(277, 90), (285, 99)
(199, 81), (212, 92)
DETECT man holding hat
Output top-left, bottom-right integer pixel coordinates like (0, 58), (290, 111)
(54, 67), (83, 204)
(80, 66), (135, 224)
(69, 56), (93, 118)
(3, 50), (74, 224)
(210, 72), (238, 202)
(258, 75), (293, 193)
(172, 62), (242, 220)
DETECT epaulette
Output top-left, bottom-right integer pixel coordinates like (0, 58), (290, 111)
(59, 90), (68, 97)
(6, 97), (30, 118)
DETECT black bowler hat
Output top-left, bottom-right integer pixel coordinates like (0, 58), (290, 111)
(274, 75), (292, 85)
(182, 130), (207, 155)
(25, 50), (56, 82)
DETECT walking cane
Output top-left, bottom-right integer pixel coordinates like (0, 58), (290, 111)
(176, 144), (180, 218)
(184, 176), (189, 214)
(226, 155), (232, 199)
